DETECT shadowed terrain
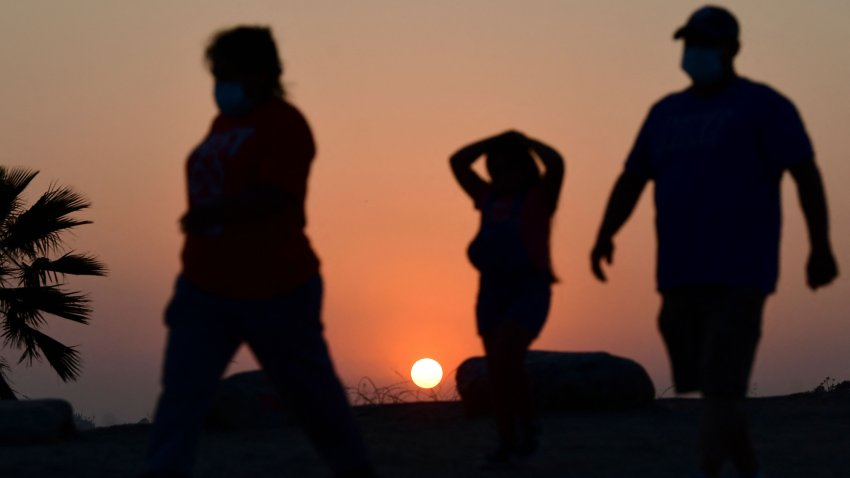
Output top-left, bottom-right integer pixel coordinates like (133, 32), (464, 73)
(0, 393), (847, 478)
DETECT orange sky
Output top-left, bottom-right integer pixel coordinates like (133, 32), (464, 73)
(1, 1), (848, 425)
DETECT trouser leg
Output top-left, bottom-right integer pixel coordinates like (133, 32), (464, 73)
(699, 397), (757, 475)
(662, 287), (764, 476)
(146, 279), (241, 474)
(242, 276), (372, 476)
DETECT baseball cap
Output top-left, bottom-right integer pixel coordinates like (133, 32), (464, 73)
(673, 6), (739, 43)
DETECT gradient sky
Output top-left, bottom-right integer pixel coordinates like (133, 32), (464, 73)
(1, 0), (848, 425)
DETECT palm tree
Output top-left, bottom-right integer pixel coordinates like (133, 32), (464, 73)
(0, 166), (106, 400)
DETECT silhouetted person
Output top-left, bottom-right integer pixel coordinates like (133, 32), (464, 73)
(451, 131), (564, 469)
(591, 6), (838, 478)
(142, 26), (377, 478)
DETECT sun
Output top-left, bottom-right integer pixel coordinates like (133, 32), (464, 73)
(410, 358), (443, 389)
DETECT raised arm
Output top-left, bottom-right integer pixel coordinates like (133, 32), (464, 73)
(449, 135), (496, 200)
(788, 159), (839, 289)
(526, 137), (565, 211)
(591, 170), (649, 282)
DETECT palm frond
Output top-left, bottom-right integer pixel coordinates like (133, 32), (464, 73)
(0, 355), (9, 378)
(0, 355), (16, 400)
(0, 302), (45, 350)
(0, 286), (91, 325)
(1, 304), (37, 351)
(0, 167), (38, 225)
(2, 185), (92, 257)
(18, 328), (82, 382)
(20, 254), (107, 287)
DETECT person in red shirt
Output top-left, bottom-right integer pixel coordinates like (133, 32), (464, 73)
(143, 26), (376, 478)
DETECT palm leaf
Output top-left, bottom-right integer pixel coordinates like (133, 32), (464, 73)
(1, 299), (82, 382)
(0, 286), (91, 325)
(18, 328), (82, 382)
(1, 301), (45, 350)
(0, 263), (11, 284)
(0, 355), (9, 377)
(2, 185), (92, 257)
(0, 355), (15, 399)
(20, 254), (107, 287)
(0, 167), (38, 226)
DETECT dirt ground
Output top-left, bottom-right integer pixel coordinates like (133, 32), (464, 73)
(0, 392), (847, 478)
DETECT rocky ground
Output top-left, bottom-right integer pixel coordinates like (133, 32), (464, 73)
(0, 392), (847, 478)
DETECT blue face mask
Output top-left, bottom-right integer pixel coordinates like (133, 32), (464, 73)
(214, 81), (252, 116)
(681, 47), (725, 86)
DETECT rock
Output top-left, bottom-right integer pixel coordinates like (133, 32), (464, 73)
(0, 399), (76, 444)
(456, 351), (655, 415)
(206, 371), (294, 430)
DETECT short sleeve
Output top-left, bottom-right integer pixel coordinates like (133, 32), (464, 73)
(759, 90), (814, 170)
(259, 103), (316, 197)
(624, 109), (654, 178)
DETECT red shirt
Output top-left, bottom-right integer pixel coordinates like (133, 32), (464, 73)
(468, 184), (554, 280)
(181, 98), (320, 298)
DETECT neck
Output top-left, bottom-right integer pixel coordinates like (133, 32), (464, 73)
(691, 69), (738, 96)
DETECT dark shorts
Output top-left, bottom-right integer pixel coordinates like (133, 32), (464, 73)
(476, 273), (551, 339)
(659, 286), (765, 398)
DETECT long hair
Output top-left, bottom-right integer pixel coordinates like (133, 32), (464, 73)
(205, 26), (285, 99)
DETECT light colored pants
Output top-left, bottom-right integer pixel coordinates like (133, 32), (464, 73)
(145, 274), (369, 475)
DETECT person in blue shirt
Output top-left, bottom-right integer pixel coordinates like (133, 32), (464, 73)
(590, 6), (838, 478)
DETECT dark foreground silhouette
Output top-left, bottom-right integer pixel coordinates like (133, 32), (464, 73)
(1, 391), (848, 478)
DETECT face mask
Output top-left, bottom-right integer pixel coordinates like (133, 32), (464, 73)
(681, 47), (725, 86)
(214, 81), (252, 116)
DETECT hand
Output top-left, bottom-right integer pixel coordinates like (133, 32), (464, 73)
(591, 236), (615, 282)
(806, 247), (838, 290)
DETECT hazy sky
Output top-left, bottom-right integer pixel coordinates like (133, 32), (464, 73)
(1, 0), (848, 425)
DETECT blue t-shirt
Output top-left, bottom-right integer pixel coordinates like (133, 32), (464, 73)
(625, 78), (814, 294)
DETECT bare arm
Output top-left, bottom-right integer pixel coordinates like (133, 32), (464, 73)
(591, 170), (649, 282)
(449, 135), (499, 200)
(788, 159), (839, 289)
(527, 137), (565, 211)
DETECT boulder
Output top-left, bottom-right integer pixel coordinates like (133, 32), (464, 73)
(0, 399), (76, 444)
(456, 351), (655, 415)
(206, 371), (294, 430)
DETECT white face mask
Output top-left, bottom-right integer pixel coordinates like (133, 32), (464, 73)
(214, 81), (252, 116)
(681, 47), (725, 86)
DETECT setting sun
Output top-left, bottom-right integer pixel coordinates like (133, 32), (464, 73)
(410, 358), (443, 389)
